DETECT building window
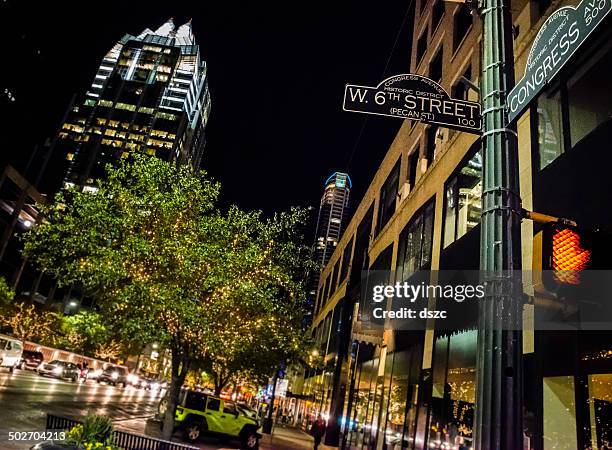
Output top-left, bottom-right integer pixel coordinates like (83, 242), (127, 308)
(331, 260), (340, 294)
(452, 65), (472, 100)
(408, 148), (419, 189)
(535, 43), (612, 170)
(396, 200), (435, 281)
(538, 0), (553, 15)
(426, 125), (439, 164)
(325, 273), (333, 303)
(453, 5), (473, 52)
(315, 287), (322, 314)
(318, 278), (328, 314)
(377, 160), (401, 234)
(537, 88), (564, 170)
(340, 238), (353, 282)
(327, 305), (342, 354)
(416, 27), (428, 66)
(429, 47), (443, 82)
(443, 143), (482, 248)
(432, 0), (445, 31)
(567, 46), (612, 148)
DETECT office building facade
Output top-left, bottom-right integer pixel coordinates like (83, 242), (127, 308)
(300, 1), (612, 449)
(54, 18), (211, 190)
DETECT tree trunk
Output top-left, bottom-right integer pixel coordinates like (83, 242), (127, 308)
(213, 370), (229, 396)
(162, 345), (190, 440)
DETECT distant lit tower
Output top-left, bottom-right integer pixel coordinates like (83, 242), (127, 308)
(315, 172), (351, 268)
(305, 172), (351, 324)
(53, 18), (211, 190)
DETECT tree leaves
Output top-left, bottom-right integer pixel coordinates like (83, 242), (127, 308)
(23, 155), (313, 389)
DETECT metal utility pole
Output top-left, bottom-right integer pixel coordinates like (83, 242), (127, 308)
(476, 0), (524, 448)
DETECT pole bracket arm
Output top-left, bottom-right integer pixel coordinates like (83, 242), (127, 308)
(521, 209), (578, 227)
(480, 128), (518, 138)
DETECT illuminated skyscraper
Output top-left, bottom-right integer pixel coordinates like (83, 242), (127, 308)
(315, 172), (351, 268)
(305, 172), (351, 324)
(54, 18), (211, 190)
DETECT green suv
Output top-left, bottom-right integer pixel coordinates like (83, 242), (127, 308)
(157, 390), (261, 449)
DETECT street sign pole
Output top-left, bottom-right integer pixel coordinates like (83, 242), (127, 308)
(475, 0), (524, 448)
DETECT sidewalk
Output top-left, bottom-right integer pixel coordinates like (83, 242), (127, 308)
(260, 424), (336, 450)
(113, 417), (335, 450)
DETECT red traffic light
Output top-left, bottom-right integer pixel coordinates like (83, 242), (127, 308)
(547, 224), (592, 285)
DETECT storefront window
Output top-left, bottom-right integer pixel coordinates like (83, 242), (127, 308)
(588, 374), (612, 449)
(543, 376), (577, 450)
(385, 352), (410, 449)
(364, 349), (386, 447)
(427, 330), (476, 449)
(443, 147), (482, 248)
(347, 350), (380, 449)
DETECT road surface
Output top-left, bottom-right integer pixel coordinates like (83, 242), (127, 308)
(0, 369), (316, 450)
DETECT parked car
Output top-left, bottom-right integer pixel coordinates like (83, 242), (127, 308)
(37, 360), (80, 381)
(20, 349), (44, 370)
(137, 376), (168, 391)
(97, 366), (128, 387)
(157, 390), (261, 449)
(0, 334), (23, 373)
(85, 367), (103, 380)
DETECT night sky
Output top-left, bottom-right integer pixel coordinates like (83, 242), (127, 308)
(1, 0), (413, 227)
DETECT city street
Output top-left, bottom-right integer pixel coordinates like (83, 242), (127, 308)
(0, 369), (315, 450)
(0, 368), (161, 448)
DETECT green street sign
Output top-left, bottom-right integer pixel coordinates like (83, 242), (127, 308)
(508, 0), (612, 123)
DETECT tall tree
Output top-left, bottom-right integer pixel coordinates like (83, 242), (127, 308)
(59, 310), (117, 357)
(0, 302), (58, 344)
(23, 155), (312, 438)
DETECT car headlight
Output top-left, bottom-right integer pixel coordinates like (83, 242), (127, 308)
(53, 367), (63, 375)
(111, 372), (119, 380)
(127, 374), (138, 383)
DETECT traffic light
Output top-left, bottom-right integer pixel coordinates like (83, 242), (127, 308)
(535, 222), (612, 292)
(531, 221), (612, 329)
(546, 224), (593, 286)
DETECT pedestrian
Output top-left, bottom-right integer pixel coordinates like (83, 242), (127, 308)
(80, 362), (89, 382)
(288, 409), (294, 425)
(310, 413), (326, 450)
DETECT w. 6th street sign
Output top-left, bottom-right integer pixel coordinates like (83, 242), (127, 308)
(343, 73), (482, 135)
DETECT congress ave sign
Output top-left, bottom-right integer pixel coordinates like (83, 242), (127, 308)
(343, 74), (482, 134)
(508, 0), (612, 123)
